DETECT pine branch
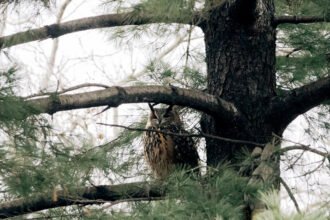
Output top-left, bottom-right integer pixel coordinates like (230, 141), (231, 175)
(0, 182), (164, 219)
(0, 11), (195, 49)
(23, 85), (244, 125)
(274, 16), (329, 26)
(266, 76), (330, 132)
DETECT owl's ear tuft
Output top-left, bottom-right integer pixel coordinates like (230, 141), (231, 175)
(148, 103), (157, 118)
(164, 105), (174, 116)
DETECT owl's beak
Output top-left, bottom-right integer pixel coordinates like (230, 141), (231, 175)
(157, 118), (163, 126)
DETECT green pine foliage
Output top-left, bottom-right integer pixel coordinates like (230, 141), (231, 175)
(130, 0), (196, 24)
(275, 0), (329, 89)
(276, 23), (328, 86)
(0, 68), (146, 200)
(97, 166), (261, 220)
(275, 0), (329, 17)
(275, 0), (330, 141)
(141, 60), (206, 89)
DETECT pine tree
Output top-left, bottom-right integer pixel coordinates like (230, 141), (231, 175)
(0, 0), (329, 219)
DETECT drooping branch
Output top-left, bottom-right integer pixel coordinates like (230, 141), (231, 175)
(0, 182), (164, 219)
(98, 123), (265, 146)
(25, 85), (244, 124)
(274, 16), (329, 26)
(280, 145), (330, 161)
(266, 76), (330, 132)
(280, 178), (301, 213)
(0, 10), (195, 49)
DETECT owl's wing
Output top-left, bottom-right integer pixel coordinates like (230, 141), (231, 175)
(165, 125), (199, 168)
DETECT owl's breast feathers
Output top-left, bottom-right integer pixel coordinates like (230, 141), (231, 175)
(143, 125), (199, 179)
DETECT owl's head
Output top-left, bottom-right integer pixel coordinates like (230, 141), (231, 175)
(146, 104), (182, 128)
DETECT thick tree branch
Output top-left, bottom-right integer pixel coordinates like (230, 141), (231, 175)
(25, 85), (244, 124)
(0, 182), (164, 219)
(0, 11), (195, 49)
(274, 16), (329, 26)
(266, 76), (330, 132)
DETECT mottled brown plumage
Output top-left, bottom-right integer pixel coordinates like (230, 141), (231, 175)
(143, 105), (199, 179)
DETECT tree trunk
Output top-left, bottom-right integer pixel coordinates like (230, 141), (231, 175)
(201, 1), (277, 167)
(200, 2), (278, 219)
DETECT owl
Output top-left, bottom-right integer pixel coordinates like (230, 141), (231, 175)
(143, 104), (199, 179)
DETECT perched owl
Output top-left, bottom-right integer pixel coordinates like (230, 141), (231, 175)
(143, 104), (199, 179)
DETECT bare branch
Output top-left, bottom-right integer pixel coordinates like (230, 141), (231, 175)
(0, 10), (193, 49)
(0, 182), (164, 219)
(41, 0), (72, 91)
(275, 16), (329, 26)
(98, 123), (265, 146)
(280, 177), (301, 213)
(266, 76), (330, 132)
(25, 85), (244, 124)
(280, 145), (329, 159)
(24, 83), (110, 99)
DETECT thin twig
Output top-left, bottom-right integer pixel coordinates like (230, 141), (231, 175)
(41, 0), (72, 91)
(272, 133), (309, 147)
(24, 83), (110, 99)
(285, 48), (301, 57)
(280, 177), (301, 213)
(296, 157), (326, 178)
(185, 25), (193, 67)
(106, 197), (163, 208)
(97, 123), (265, 146)
(28, 214), (83, 220)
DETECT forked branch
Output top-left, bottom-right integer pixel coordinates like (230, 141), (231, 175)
(266, 76), (330, 132)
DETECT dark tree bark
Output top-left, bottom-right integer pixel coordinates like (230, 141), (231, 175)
(200, 1), (277, 167)
(198, 2), (280, 217)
